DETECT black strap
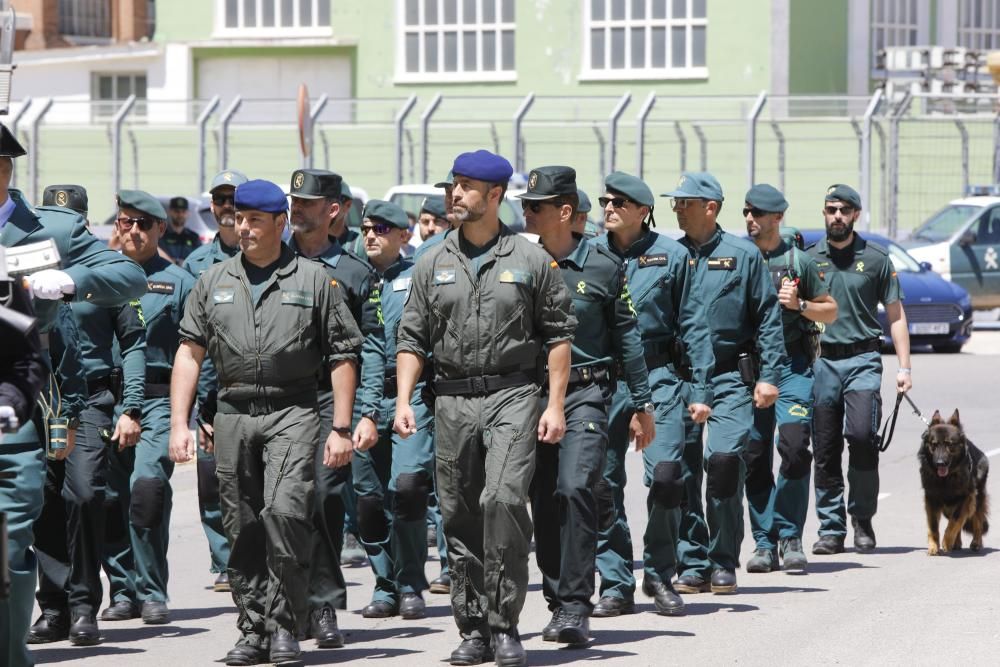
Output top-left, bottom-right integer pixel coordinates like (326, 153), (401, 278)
(566, 364), (612, 387)
(875, 392), (904, 452)
(820, 338), (881, 360)
(434, 371), (534, 396)
(145, 383), (171, 398)
(712, 357), (740, 377)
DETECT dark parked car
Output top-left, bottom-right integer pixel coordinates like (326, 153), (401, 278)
(800, 230), (973, 353)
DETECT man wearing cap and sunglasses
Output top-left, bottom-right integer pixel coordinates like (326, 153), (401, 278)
(666, 171), (786, 596)
(591, 170), (714, 619)
(160, 196), (201, 264)
(520, 165), (652, 645)
(807, 184), (911, 556)
(744, 184), (838, 574)
(395, 150), (576, 667)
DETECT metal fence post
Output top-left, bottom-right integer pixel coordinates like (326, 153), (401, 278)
(954, 120), (969, 194)
(692, 123), (707, 171)
(218, 95), (242, 172)
(306, 93), (329, 169)
(196, 95), (220, 194)
(673, 122), (687, 172)
(512, 93), (535, 173)
(9, 96), (31, 188)
(420, 93), (443, 183)
(746, 90), (767, 189)
(634, 91), (656, 178)
(607, 92), (631, 175)
(769, 121), (786, 193)
(859, 89), (883, 230)
(394, 94), (418, 185)
(110, 95), (136, 199)
(28, 97), (52, 203)
(887, 92), (912, 238)
(873, 120), (887, 233)
(127, 128), (139, 189)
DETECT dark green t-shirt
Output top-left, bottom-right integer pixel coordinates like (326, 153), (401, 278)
(761, 239), (829, 353)
(242, 256), (281, 304)
(459, 229), (501, 273)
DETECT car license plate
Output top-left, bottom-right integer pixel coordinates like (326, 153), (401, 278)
(909, 322), (949, 335)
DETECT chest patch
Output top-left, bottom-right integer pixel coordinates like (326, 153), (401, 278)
(212, 287), (235, 304)
(434, 269), (456, 285)
(392, 277), (411, 292)
(281, 290), (313, 307)
(707, 257), (737, 271)
(499, 269), (532, 285)
(638, 254), (668, 267)
(147, 281), (175, 294)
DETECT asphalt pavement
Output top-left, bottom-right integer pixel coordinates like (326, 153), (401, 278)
(29, 332), (1000, 666)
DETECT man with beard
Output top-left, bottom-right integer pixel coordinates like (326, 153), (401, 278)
(744, 184), (838, 574)
(182, 169), (249, 594)
(287, 168), (382, 649)
(807, 184), (911, 555)
(159, 197), (202, 263)
(418, 195), (449, 242)
(395, 150), (576, 667)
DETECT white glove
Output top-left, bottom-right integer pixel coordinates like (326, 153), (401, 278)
(0, 405), (18, 433)
(27, 269), (76, 300)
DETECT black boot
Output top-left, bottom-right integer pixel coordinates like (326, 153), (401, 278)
(429, 571), (451, 594)
(68, 613), (100, 646)
(710, 569), (738, 594)
(100, 599), (139, 621)
(779, 537), (808, 572)
(361, 598), (399, 618)
(269, 628), (301, 663)
(591, 595), (636, 618)
(213, 572), (231, 592)
(141, 600), (169, 625)
(642, 578), (686, 615)
(852, 517), (876, 553)
(312, 607), (344, 648)
(811, 534), (846, 555)
(492, 629), (527, 667)
(556, 612), (590, 646)
(673, 574), (711, 594)
(449, 637), (492, 665)
(224, 643), (268, 666)
(27, 610), (69, 644)
(541, 609), (565, 641)
(400, 592), (426, 620)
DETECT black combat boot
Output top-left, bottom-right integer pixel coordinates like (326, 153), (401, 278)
(642, 578), (686, 615)
(492, 628), (527, 667)
(852, 517), (876, 553)
(811, 534), (846, 555)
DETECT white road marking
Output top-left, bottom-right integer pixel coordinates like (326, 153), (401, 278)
(985, 448), (1000, 458)
(877, 492), (891, 500)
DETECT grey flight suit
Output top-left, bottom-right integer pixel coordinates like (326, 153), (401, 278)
(397, 224), (576, 639)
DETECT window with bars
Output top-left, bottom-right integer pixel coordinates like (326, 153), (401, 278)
(583, 0), (707, 79)
(217, 0), (332, 34)
(398, 0), (516, 82)
(958, 0), (1000, 50)
(92, 73), (148, 120)
(59, 0), (111, 39)
(870, 0), (922, 55)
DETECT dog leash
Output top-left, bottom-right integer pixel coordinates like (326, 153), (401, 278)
(875, 391), (928, 452)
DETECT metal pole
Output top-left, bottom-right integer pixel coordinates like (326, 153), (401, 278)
(859, 88), (883, 230)
(887, 91), (912, 238)
(673, 121), (687, 173)
(127, 128), (139, 189)
(607, 92), (631, 175)
(769, 121), (786, 194)
(592, 126), (606, 182)
(394, 94), (418, 185)
(746, 90), (767, 189)
(28, 97), (53, 202)
(8, 96), (31, 188)
(319, 129), (330, 170)
(512, 93), (535, 172)
(419, 93), (443, 183)
(195, 95), (220, 194)
(634, 91), (656, 178)
(692, 123), (708, 171)
(873, 120), (887, 233)
(218, 95), (243, 173)
(993, 113), (1000, 185)
(954, 120), (969, 194)
(110, 95), (137, 200)
(306, 93), (329, 169)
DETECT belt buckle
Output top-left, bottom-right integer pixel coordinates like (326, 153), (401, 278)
(471, 376), (487, 395)
(579, 366), (592, 382)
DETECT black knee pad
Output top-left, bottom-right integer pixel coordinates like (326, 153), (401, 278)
(594, 478), (615, 532)
(130, 477), (166, 529)
(845, 390), (880, 471)
(197, 456), (220, 506)
(812, 405), (843, 489)
(706, 453), (741, 500)
(650, 461), (684, 509)
(356, 494), (388, 543)
(777, 423), (813, 480)
(394, 471), (431, 522)
(744, 438), (772, 495)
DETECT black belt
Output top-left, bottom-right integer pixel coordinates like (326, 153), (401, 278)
(145, 383), (170, 398)
(643, 339), (675, 370)
(820, 338), (880, 360)
(566, 364), (612, 388)
(217, 390), (317, 417)
(434, 371), (534, 397)
(712, 357), (740, 377)
(87, 375), (112, 396)
(383, 367), (434, 398)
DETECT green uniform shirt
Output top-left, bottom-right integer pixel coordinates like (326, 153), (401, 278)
(138, 255), (195, 375)
(760, 240), (829, 355)
(807, 234), (901, 346)
(72, 299), (147, 412)
(179, 244), (362, 402)
(398, 224), (577, 379)
(557, 235), (651, 406)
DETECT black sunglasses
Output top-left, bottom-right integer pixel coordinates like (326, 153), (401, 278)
(521, 200), (562, 213)
(115, 215), (156, 231)
(212, 193), (236, 206)
(742, 206), (770, 218)
(824, 205), (855, 216)
(361, 222), (394, 236)
(598, 196), (633, 209)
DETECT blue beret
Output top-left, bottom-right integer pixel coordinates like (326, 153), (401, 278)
(745, 183), (788, 213)
(576, 188), (592, 213)
(117, 189), (167, 219)
(825, 183), (862, 209)
(604, 171), (655, 207)
(663, 171), (724, 202)
(235, 179), (287, 214)
(452, 150), (513, 183)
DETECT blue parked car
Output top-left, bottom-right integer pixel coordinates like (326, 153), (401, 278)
(799, 230), (973, 353)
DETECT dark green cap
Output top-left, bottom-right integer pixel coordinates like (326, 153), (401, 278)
(42, 184), (89, 214)
(662, 171), (724, 202)
(517, 165), (577, 201)
(434, 170), (454, 188)
(576, 188), (592, 213)
(118, 189), (167, 220)
(289, 168), (342, 200)
(604, 171), (654, 207)
(363, 199), (409, 229)
(825, 183), (862, 209)
(420, 195), (447, 218)
(744, 183), (788, 213)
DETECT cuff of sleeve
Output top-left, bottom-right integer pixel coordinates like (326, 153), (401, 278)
(62, 265), (91, 298)
(689, 386), (712, 406)
(395, 341), (427, 356)
(759, 372), (780, 386)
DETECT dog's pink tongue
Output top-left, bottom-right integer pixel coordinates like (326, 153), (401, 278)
(937, 465), (949, 477)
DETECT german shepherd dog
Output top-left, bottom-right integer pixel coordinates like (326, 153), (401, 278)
(919, 409), (989, 556)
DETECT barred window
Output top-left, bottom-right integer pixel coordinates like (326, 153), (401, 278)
(59, 0), (111, 39)
(871, 0), (922, 55)
(217, 0), (331, 33)
(958, 0), (1000, 50)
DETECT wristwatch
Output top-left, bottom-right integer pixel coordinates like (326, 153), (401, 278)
(331, 426), (352, 436)
(798, 300), (808, 313)
(123, 407), (141, 421)
(361, 410), (379, 423)
(636, 402), (655, 415)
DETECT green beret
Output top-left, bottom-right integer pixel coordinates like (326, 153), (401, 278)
(825, 183), (862, 209)
(745, 183), (788, 213)
(604, 171), (654, 207)
(363, 199), (409, 229)
(117, 189), (167, 220)
(662, 171), (724, 202)
(434, 170), (454, 188)
(420, 195), (447, 218)
(576, 188), (592, 213)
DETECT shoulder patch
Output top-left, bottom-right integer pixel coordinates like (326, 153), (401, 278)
(707, 257), (737, 271)
(147, 281), (175, 294)
(549, 260), (559, 269)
